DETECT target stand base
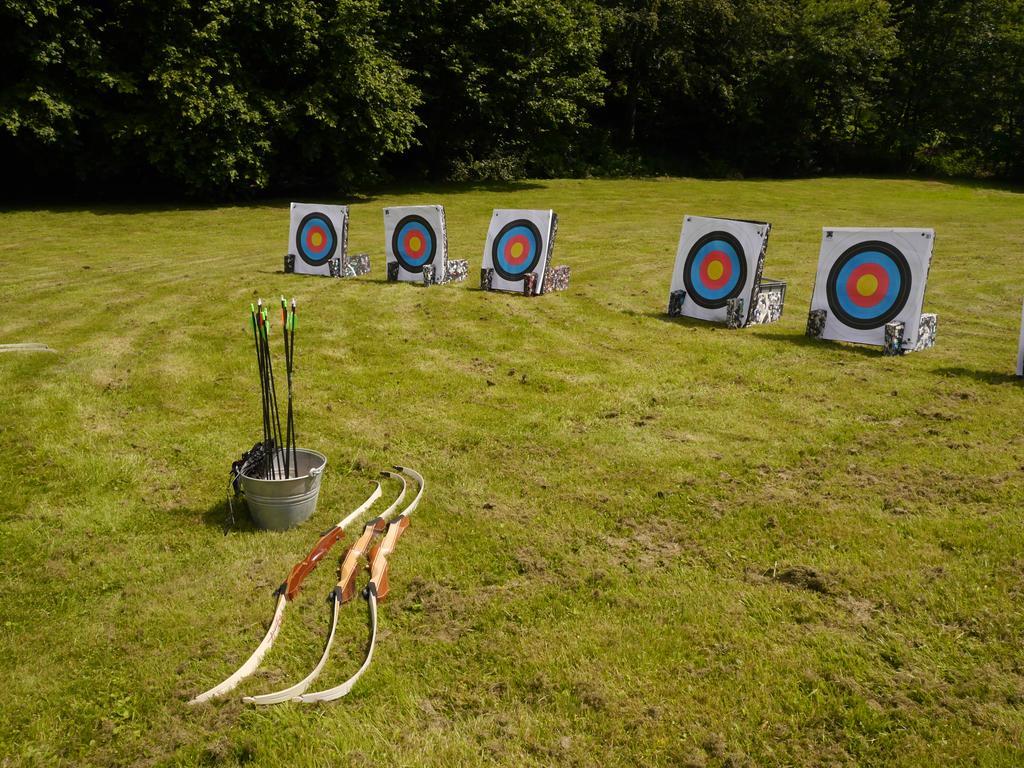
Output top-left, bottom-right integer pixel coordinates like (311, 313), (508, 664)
(724, 283), (786, 328)
(806, 309), (827, 338)
(671, 280), (786, 329)
(747, 279), (786, 327)
(446, 259), (469, 284)
(480, 265), (570, 296)
(541, 265), (571, 294)
(332, 253), (370, 279)
(287, 253), (369, 279)
(422, 259), (469, 287)
(884, 313), (937, 356)
(668, 290), (686, 317)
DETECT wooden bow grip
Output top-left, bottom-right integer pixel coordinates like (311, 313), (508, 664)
(281, 527), (346, 601)
(336, 519), (386, 604)
(368, 516), (410, 601)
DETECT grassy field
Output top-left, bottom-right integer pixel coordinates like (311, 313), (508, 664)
(2, 177), (1023, 767)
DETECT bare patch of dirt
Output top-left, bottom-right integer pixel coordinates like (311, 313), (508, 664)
(750, 564), (834, 595)
(604, 516), (707, 571)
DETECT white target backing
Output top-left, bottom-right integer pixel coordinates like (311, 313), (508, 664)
(288, 202), (349, 277)
(668, 216), (769, 323)
(482, 209), (556, 294)
(810, 227), (934, 347)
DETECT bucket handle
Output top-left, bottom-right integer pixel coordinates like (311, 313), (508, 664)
(306, 463), (325, 490)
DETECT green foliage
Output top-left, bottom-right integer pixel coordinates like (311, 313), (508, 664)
(382, 0), (606, 180)
(595, 0), (899, 175)
(1, 0), (1023, 194)
(0, 0), (420, 196)
(883, 0), (1024, 179)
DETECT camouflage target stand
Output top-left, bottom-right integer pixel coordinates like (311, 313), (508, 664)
(667, 216), (786, 329)
(479, 209), (570, 296)
(284, 202), (371, 279)
(805, 227), (937, 356)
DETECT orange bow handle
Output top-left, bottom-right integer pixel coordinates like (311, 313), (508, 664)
(335, 518), (387, 604)
(280, 527), (345, 601)
(276, 482), (383, 601)
(367, 515), (410, 601)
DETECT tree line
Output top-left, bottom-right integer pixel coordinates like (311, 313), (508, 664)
(2, 0), (1022, 198)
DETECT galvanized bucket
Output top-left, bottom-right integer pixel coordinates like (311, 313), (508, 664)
(238, 449), (327, 531)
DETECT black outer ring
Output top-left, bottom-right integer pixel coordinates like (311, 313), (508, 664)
(681, 231), (747, 309)
(295, 212), (338, 266)
(490, 219), (543, 281)
(825, 240), (911, 330)
(391, 215), (437, 273)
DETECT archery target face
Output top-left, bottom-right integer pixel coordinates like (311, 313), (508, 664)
(288, 202), (348, 276)
(384, 205), (447, 281)
(482, 209), (555, 294)
(668, 216), (769, 323)
(810, 228), (934, 347)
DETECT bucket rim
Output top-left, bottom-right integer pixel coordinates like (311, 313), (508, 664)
(239, 448), (327, 483)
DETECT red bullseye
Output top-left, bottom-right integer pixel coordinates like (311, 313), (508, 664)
(402, 229), (425, 257)
(845, 263), (889, 307)
(503, 234), (532, 265)
(305, 226), (327, 252)
(699, 251), (732, 290)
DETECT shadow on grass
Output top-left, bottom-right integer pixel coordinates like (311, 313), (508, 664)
(330, 276), (494, 291)
(935, 366), (1023, 385)
(2, 180), (547, 215)
(360, 179), (546, 202)
(6, 173), (1023, 215)
(755, 331), (883, 358)
(254, 270), (393, 285)
(629, 310), (886, 358)
(624, 309), (712, 330)
(201, 497), (261, 536)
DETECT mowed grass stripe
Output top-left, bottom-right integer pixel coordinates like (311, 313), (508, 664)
(0, 177), (1022, 767)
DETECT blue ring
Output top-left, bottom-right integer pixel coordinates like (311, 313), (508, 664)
(833, 251), (902, 321)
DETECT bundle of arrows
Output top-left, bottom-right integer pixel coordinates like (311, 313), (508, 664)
(240, 298), (298, 480)
(191, 466), (424, 705)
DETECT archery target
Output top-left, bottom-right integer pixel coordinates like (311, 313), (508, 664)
(668, 216), (769, 323)
(482, 209), (556, 294)
(384, 205), (447, 281)
(810, 228), (934, 347)
(288, 202), (348, 277)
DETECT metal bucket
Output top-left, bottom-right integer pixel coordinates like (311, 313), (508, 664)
(238, 449), (327, 531)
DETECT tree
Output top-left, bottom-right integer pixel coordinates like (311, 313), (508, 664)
(382, 0), (606, 180)
(0, 0), (421, 196)
(596, 0), (899, 175)
(884, 0), (1024, 179)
